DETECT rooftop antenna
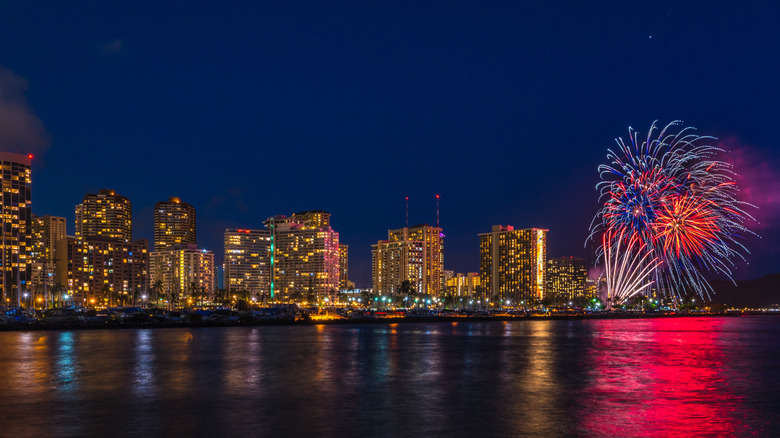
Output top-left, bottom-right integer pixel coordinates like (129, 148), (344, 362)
(405, 196), (409, 228)
(436, 194), (440, 228)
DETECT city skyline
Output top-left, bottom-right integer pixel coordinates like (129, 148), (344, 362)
(1, 1), (778, 286)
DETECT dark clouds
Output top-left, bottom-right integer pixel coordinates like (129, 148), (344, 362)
(0, 67), (49, 153)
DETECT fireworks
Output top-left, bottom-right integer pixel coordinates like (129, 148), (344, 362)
(591, 121), (755, 303)
(602, 228), (661, 304)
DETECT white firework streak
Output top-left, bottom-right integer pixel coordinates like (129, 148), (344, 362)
(603, 230), (662, 305)
(588, 120), (757, 300)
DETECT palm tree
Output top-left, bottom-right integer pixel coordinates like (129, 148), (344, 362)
(170, 283), (181, 310)
(360, 289), (373, 309)
(399, 280), (416, 309)
(189, 281), (199, 308)
(101, 284), (111, 308)
(214, 287), (225, 306)
(151, 280), (164, 309)
(132, 286), (141, 307)
(51, 283), (64, 308)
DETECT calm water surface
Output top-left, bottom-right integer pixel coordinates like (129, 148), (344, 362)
(0, 317), (779, 437)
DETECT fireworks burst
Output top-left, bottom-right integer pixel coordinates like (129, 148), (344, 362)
(591, 121), (756, 303)
(602, 228), (661, 304)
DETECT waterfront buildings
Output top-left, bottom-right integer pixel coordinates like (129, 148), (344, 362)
(54, 237), (149, 305)
(339, 243), (351, 290)
(371, 239), (424, 296)
(0, 152), (32, 305)
(546, 257), (588, 304)
(55, 189), (149, 306)
(150, 244), (214, 302)
(150, 197), (214, 303)
(75, 189), (132, 242)
(224, 228), (271, 296)
(265, 211), (340, 301)
(154, 197), (196, 251)
(30, 215), (66, 293)
(445, 272), (480, 299)
(479, 225), (547, 305)
(214, 264), (224, 291)
(373, 224), (444, 297)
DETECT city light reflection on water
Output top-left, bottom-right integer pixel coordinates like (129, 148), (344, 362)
(0, 317), (778, 437)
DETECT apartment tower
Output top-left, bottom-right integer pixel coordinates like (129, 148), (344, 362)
(75, 189), (132, 242)
(154, 197), (196, 251)
(0, 152), (32, 305)
(224, 228), (271, 296)
(479, 225), (547, 305)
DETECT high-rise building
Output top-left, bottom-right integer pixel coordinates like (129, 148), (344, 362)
(30, 215), (66, 293)
(289, 210), (331, 228)
(0, 152), (32, 305)
(546, 257), (588, 304)
(154, 197), (196, 251)
(479, 225), (547, 305)
(75, 189), (132, 242)
(445, 272), (480, 299)
(55, 237), (149, 306)
(339, 243), (349, 290)
(58, 190), (143, 306)
(214, 264), (224, 291)
(371, 239), (424, 296)
(224, 229), (271, 296)
(386, 224), (444, 296)
(150, 244), (214, 302)
(265, 211), (339, 301)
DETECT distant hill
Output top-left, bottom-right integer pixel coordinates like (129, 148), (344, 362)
(707, 273), (780, 308)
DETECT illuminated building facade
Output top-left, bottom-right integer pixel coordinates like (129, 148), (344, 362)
(214, 264), (224, 291)
(585, 277), (599, 301)
(150, 244), (214, 301)
(224, 228), (271, 296)
(445, 272), (480, 298)
(265, 211), (340, 301)
(75, 189), (132, 242)
(154, 197), (196, 251)
(30, 215), (66, 293)
(0, 152), (32, 305)
(479, 225), (547, 304)
(371, 239), (424, 296)
(387, 224), (444, 295)
(54, 237), (149, 305)
(339, 243), (350, 289)
(546, 257), (588, 304)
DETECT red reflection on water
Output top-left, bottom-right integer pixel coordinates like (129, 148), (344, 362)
(579, 318), (746, 437)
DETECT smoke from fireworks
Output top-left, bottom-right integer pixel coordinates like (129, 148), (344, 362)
(591, 121), (756, 303)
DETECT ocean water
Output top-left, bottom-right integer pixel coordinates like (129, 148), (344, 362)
(0, 317), (778, 437)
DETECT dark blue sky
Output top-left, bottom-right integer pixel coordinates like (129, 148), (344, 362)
(1, 1), (778, 286)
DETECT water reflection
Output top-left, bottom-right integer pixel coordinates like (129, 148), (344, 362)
(513, 321), (560, 435)
(132, 329), (155, 396)
(54, 331), (78, 393)
(577, 318), (746, 437)
(0, 318), (777, 437)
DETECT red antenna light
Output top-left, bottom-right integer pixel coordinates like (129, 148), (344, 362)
(27, 154), (34, 159)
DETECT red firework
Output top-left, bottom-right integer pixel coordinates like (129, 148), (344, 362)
(653, 194), (721, 258)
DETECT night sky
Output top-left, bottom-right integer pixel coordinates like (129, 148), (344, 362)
(1, 1), (778, 287)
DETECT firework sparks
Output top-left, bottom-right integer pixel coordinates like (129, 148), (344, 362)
(591, 121), (756, 301)
(603, 229), (661, 305)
